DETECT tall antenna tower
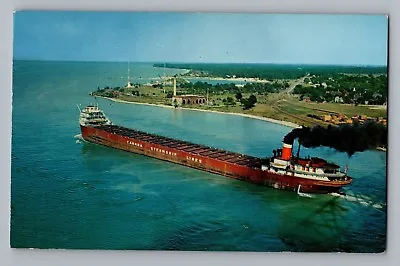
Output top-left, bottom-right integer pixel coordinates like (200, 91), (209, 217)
(173, 76), (177, 97)
(163, 62), (166, 94)
(127, 61), (131, 87)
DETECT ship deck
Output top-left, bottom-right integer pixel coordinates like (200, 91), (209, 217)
(96, 124), (263, 168)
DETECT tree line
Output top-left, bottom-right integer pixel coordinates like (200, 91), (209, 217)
(179, 81), (287, 95)
(153, 63), (387, 80)
(293, 73), (388, 105)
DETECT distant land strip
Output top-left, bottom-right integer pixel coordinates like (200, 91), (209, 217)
(153, 63), (388, 80)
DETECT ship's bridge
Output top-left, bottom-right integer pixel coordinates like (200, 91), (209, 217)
(79, 105), (112, 126)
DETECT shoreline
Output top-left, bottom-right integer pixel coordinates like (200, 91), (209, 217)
(152, 66), (269, 83)
(147, 76), (270, 84)
(183, 76), (271, 83)
(96, 96), (300, 128)
(149, 76), (271, 84)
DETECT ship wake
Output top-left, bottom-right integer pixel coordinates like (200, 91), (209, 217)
(74, 134), (85, 143)
(330, 192), (385, 210)
(297, 185), (314, 198)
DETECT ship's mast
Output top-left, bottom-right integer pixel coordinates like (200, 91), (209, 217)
(94, 96), (99, 108)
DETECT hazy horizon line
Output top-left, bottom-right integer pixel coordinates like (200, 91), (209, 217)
(12, 58), (388, 68)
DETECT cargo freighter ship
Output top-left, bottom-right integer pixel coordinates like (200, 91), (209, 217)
(78, 104), (352, 194)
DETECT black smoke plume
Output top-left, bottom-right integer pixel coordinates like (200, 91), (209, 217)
(284, 121), (387, 156)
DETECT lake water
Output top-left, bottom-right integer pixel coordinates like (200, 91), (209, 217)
(11, 61), (386, 252)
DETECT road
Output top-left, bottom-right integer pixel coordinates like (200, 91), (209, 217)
(282, 74), (310, 95)
(268, 74), (326, 127)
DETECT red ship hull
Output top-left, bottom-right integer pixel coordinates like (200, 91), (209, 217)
(80, 125), (351, 194)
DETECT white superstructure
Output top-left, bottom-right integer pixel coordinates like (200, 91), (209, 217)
(79, 105), (112, 126)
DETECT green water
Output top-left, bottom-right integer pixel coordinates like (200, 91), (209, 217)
(11, 60), (386, 252)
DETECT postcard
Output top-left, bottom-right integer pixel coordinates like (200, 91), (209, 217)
(11, 11), (387, 252)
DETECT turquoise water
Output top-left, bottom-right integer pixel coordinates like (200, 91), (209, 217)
(11, 61), (386, 252)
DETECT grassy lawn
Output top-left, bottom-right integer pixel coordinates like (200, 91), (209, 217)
(287, 97), (387, 118)
(101, 83), (387, 128)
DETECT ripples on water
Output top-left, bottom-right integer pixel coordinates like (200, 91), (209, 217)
(11, 61), (386, 252)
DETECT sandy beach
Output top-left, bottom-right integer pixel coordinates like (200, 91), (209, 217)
(97, 96), (300, 128)
(183, 76), (271, 83)
(149, 74), (270, 83)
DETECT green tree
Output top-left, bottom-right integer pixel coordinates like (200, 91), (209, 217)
(248, 94), (257, 105)
(283, 82), (290, 88)
(241, 95), (257, 110)
(225, 96), (235, 105)
(235, 92), (243, 101)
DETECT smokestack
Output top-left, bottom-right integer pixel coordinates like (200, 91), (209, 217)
(173, 77), (177, 97)
(281, 143), (292, 160)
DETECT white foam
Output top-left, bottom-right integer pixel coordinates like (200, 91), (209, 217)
(372, 204), (384, 209)
(74, 134), (85, 142)
(329, 192), (385, 210)
(298, 192), (314, 198)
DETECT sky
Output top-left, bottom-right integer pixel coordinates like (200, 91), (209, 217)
(13, 11), (388, 66)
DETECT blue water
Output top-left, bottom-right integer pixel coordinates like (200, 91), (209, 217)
(11, 60), (386, 252)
